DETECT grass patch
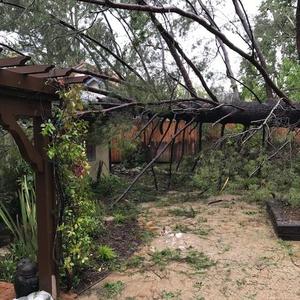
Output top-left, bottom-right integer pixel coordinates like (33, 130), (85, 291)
(169, 207), (197, 218)
(140, 230), (156, 244)
(193, 227), (212, 237)
(125, 255), (145, 269)
(113, 212), (127, 224)
(150, 248), (181, 268)
(97, 245), (117, 261)
(161, 290), (182, 299)
(185, 250), (216, 272)
(149, 248), (215, 273)
(278, 240), (294, 256)
(244, 211), (257, 216)
(102, 281), (125, 299)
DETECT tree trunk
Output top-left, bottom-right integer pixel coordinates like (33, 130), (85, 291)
(159, 100), (300, 127)
(297, 0), (300, 62)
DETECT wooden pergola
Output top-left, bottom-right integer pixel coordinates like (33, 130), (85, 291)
(0, 54), (92, 298)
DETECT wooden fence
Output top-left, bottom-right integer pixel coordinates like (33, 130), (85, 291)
(110, 121), (300, 163)
(110, 120), (200, 163)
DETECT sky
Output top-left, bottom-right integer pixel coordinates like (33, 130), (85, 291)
(0, 0), (263, 92)
(108, 0), (263, 91)
(186, 0), (263, 90)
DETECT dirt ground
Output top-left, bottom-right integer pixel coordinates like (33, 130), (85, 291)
(78, 194), (300, 300)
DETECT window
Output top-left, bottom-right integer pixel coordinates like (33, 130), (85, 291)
(86, 144), (96, 161)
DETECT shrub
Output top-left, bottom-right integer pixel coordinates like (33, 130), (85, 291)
(42, 86), (99, 288)
(0, 175), (37, 260)
(94, 175), (123, 197)
(97, 245), (117, 261)
(0, 175), (37, 282)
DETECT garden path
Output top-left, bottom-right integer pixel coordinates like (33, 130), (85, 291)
(79, 194), (300, 300)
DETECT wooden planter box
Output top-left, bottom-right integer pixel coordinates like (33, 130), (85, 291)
(266, 200), (300, 241)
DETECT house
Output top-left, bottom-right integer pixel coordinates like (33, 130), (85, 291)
(73, 67), (111, 181)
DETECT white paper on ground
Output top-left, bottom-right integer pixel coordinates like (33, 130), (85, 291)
(14, 291), (53, 300)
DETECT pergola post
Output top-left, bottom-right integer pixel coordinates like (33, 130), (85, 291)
(34, 116), (57, 299)
(0, 55), (96, 299)
(0, 98), (58, 299)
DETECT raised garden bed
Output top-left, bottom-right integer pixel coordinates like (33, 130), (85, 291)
(266, 200), (300, 241)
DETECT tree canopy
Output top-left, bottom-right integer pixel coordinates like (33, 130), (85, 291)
(0, 0), (298, 103)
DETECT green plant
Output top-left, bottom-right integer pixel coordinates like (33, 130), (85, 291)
(150, 248), (181, 268)
(140, 230), (156, 244)
(0, 175), (37, 259)
(193, 227), (211, 237)
(161, 290), (182, 299)
(185, 250), (216, 272)
(102, 281), (125, 299)
(0, 254), (15, 281)
(113, 212), (127, 224)
(98, 245), (117, 261)
(42, 86), (98, 288)
(125, 255), (145, 269)
(278, 240), (294, 256)
(169, 207), (197, 218)
(94, 175), (123, 197)
(192, 137), (300, 207)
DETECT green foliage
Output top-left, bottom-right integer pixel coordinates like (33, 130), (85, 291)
(113, 212), (127, 224)
(42, 86), (98, 287)
(0, 175), (37, 260)
(277, 58), (300, 100)
(240, 0), (297, 101)
(150, 248), (215, 273)
(97, 245), (117, 261)
(185, 250), (216, 272)
(0, 132), (29, 220)
(1, 1), (94, 65)
(173, 224), (189, 233)
(102, 281), (125, 299)
(140, 230), (156, 244)
(93, 175), (123, 197)
(193, 135), (300, 207)
(125, 255), (145, 269)
(161, 290), (182, 299)
(150, 248), (181, 268)
(169, 207), (197, 218)
(0, 175), (37, 282)
(0, 254), (15, 282)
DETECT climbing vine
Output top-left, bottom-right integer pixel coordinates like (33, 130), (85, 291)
(42, 85), (98, 288)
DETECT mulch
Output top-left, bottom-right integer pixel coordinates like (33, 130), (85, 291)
(74, 218), (142, 295)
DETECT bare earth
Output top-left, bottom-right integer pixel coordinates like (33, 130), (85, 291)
(79, 194), (300, 300)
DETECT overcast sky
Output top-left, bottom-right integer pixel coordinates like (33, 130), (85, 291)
(110, 0), (263, 91)
(1, 0), (263, 91)
(187, 0), (263, 90)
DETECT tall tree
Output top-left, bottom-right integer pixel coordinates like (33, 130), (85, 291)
(240, 0), (299, 101)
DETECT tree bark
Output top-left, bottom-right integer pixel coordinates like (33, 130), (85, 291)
(198, 0), (240, 100)
(156, 100), (300, 127)
(297, 0), (300, 62)
(147, 12), (197, 97)
(232, 0), (274, 98)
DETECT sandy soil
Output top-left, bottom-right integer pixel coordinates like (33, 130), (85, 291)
(79, 194), (300, 300)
